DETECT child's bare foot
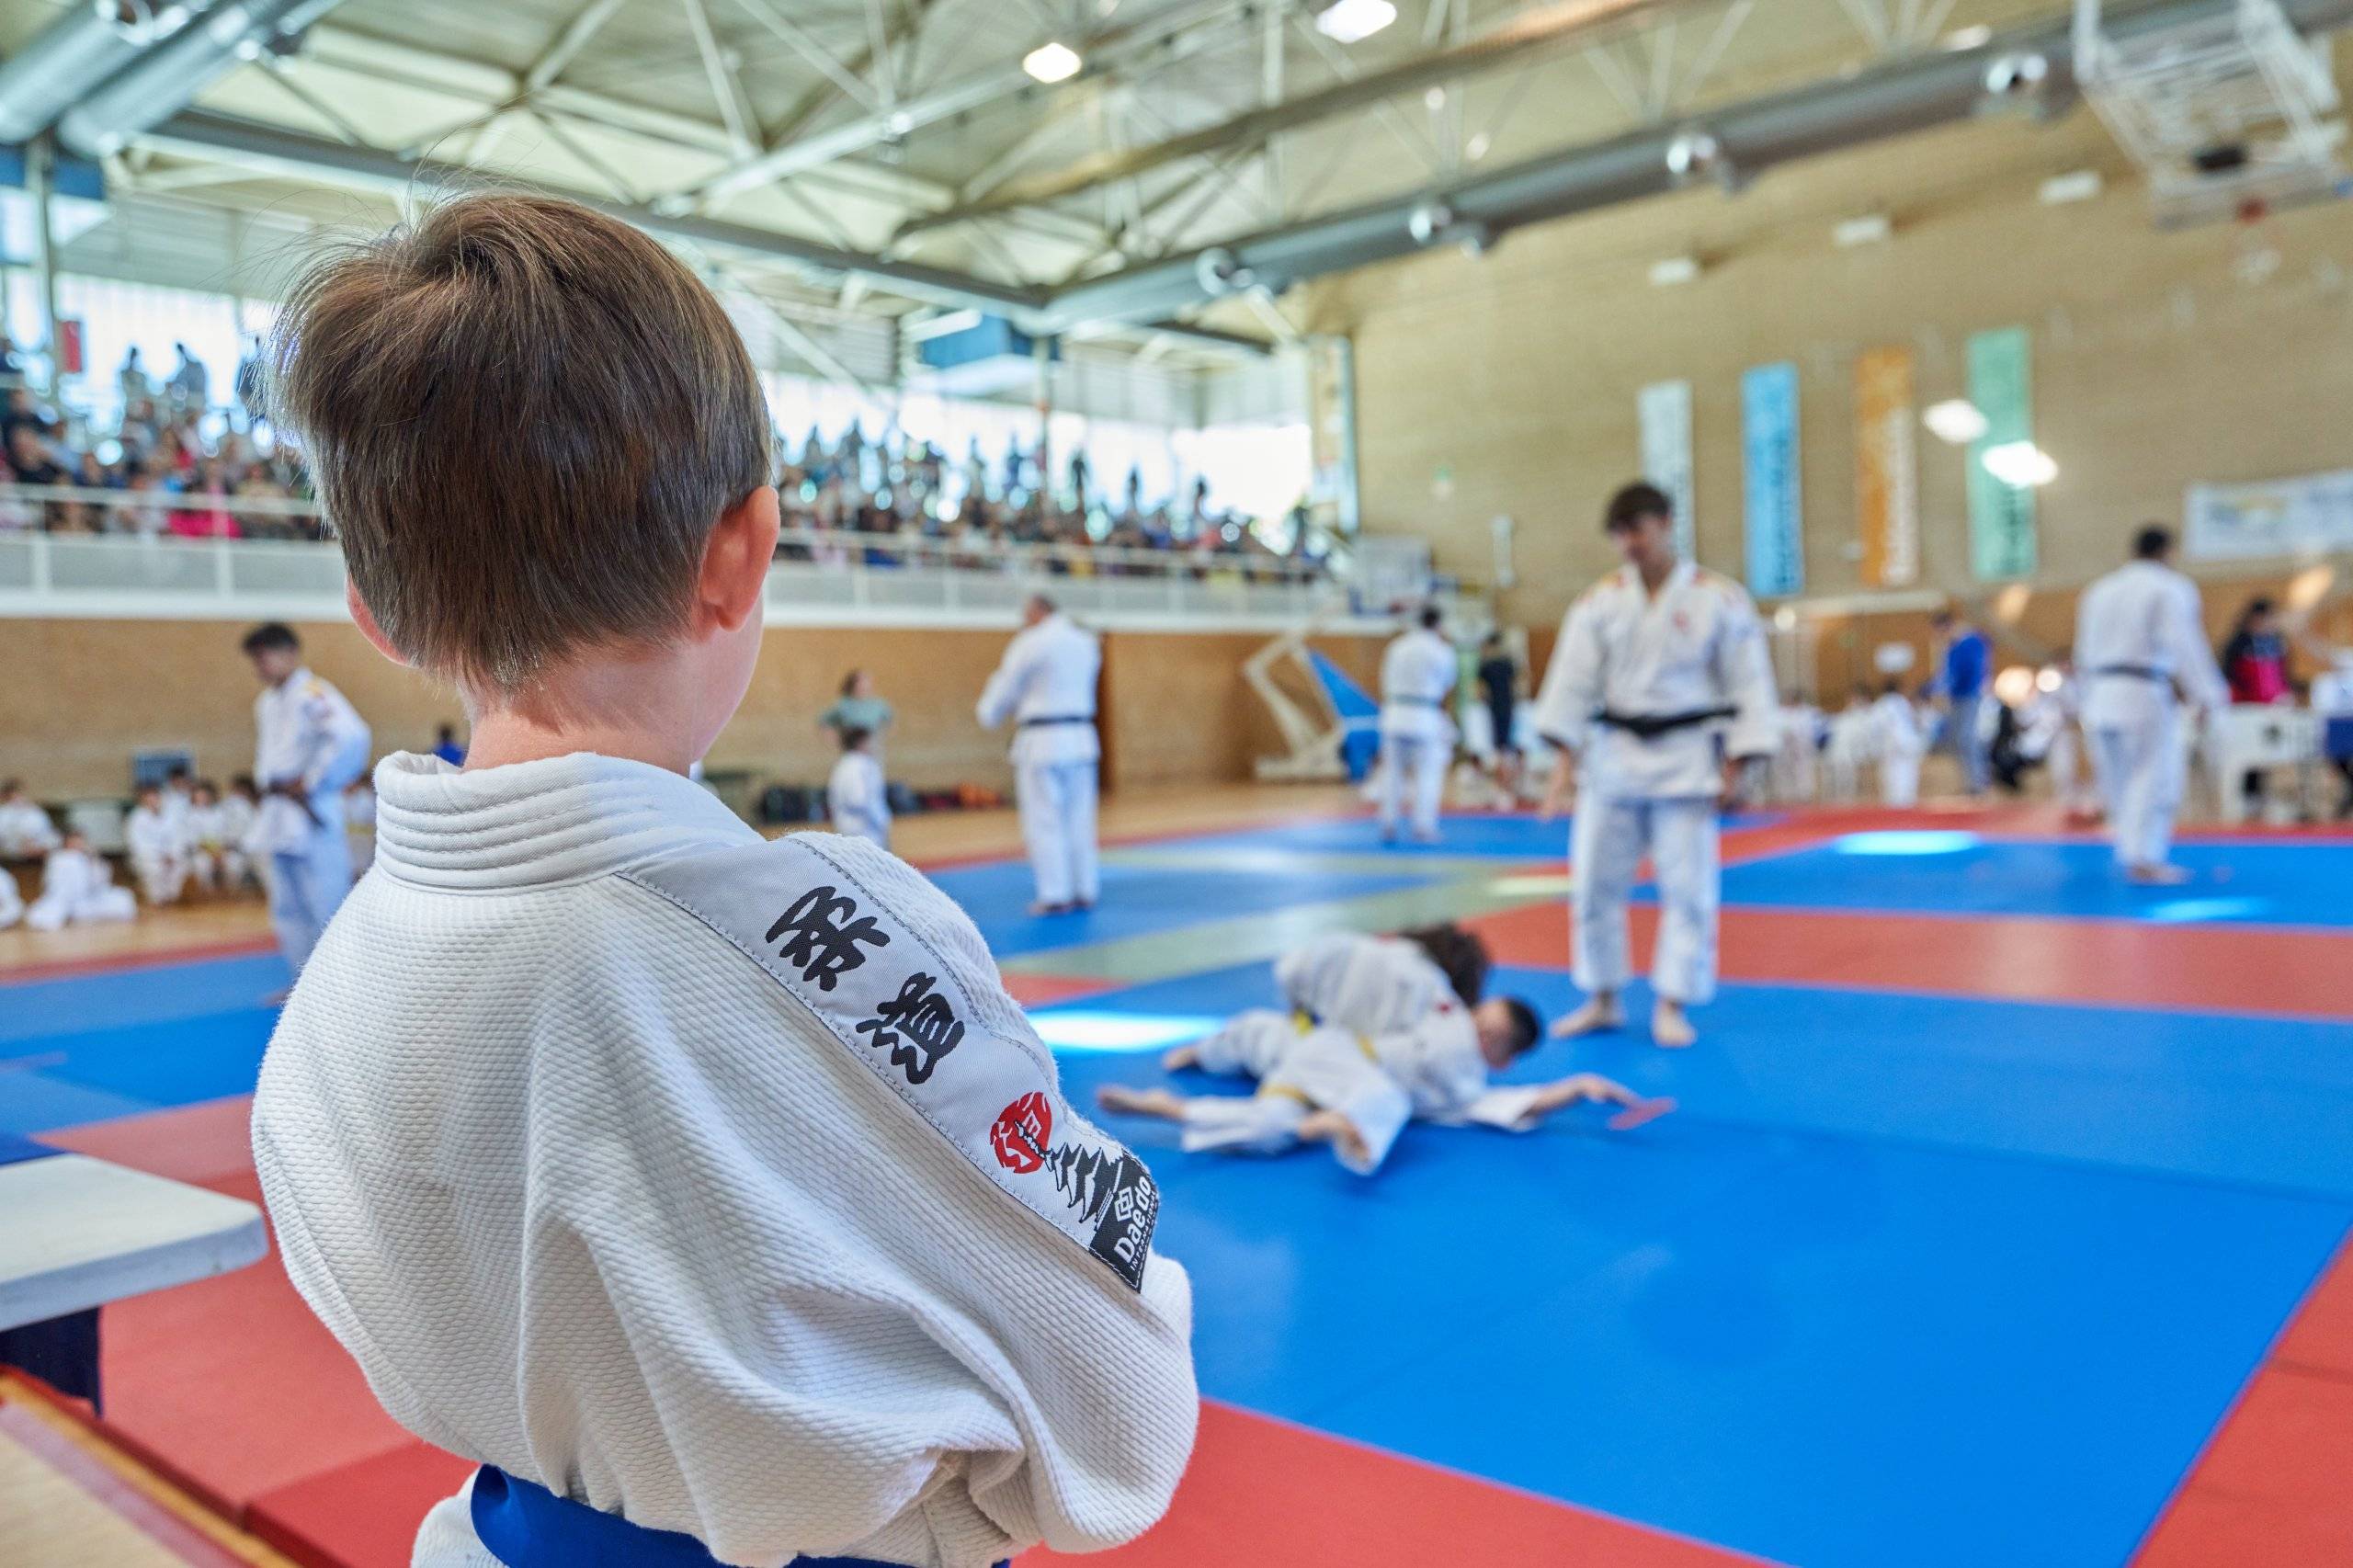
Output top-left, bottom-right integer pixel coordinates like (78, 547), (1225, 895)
(1551, 994), (1624, 1039)
(1650, 999), (1697, 1049)
(1160, 1044), (1202, 1072)
(1097, 1085), (1183, 1119)
(1298, 1108), (1370, 1169)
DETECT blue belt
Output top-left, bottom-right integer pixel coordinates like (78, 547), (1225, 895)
(470, 1467), (942, 1568)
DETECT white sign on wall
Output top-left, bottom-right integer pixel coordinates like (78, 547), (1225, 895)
(2186, 468), (2353, 561)
(1638, 379), (1697, 560)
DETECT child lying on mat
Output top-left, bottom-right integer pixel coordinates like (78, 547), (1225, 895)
(1096, 926), (1672, 1175)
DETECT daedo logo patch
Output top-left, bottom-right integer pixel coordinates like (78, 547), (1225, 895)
(991, 1092), (1053, 1174)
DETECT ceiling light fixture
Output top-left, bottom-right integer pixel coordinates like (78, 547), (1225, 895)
(1022, 40), (1083, 83)
(1315, 0), (1398, 45)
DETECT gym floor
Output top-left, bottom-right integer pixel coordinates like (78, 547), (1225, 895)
(5, 788), (2349, 1568)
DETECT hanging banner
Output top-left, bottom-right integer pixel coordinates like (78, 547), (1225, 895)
(1854, 346), (1918, 587)
(2185, 467), (2353, 560)
(1638, 380), (1696, 561)
(1741, 362), (1803, 597)
(1966, 325), (2037, 581)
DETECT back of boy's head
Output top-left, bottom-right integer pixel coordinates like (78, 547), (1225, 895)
(267, 192), (769, 693)
(1399, 921), (1492, 1006)
(1497, 996), (1541, 1059)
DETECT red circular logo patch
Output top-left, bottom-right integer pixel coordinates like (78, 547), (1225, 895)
(991, 1092), (1054, 1174)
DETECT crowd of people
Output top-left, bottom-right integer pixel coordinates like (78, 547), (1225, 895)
(0, 334), (1324, 578)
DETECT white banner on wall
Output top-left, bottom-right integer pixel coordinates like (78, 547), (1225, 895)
(1638, 380), (1697, 560)
(2185, 468), (2353, 561)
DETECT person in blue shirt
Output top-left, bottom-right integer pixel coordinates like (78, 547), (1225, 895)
(1931, 608), (1993, 797)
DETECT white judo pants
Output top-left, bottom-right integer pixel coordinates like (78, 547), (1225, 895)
(2048, 726), (2094, 814)
(26, 886), (135, 932)
(1570, 795), (1721, 1006)
(132, 852), (188, 905)
(1179, 1009), (1410, 1176)
(1017, 757), (1099, 907)
(269, 827), (353, 974)
(1376, 732), (1449, 839)
(2090, 708), (2184, 869)
(1880, 752), (1922, 808)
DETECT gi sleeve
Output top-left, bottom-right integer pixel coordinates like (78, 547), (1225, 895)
(297, 686), (373, 795)
(1710, 585), (1782, 760)
(975, 631), (1035, 730)
(1530, 597), (1605, 753)
(2168, 580), (2231, 711)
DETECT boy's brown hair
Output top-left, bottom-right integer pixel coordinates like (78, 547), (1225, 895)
(267, 193), (770, 691)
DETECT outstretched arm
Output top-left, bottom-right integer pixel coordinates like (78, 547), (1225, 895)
(1520, 1072), (1641, 1121)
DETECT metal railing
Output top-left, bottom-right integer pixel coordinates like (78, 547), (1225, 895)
(0, 485), (1431, 631)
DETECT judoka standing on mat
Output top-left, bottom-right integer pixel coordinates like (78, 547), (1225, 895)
(1534, 482), (1779, 1049)
(1376, 605), (1459, 843)
(979, 592), (1103, 915)
(243, 621), (371, 993)
(2075, 524), (2229, 884)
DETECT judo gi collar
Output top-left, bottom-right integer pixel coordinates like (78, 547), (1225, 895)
(371, 751), (754, 892)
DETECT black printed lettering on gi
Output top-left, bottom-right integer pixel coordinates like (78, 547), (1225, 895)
(855, 971), (965, 1084)
(766, 885), (889, 991)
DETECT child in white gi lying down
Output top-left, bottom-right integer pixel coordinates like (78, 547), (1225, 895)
(1097, 925), (1672, 1174)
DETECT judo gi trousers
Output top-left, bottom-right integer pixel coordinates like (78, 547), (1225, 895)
(1570, 795), (1720, 1005)
(2090, 705), (2185, 869)
(1017, 756), (1099, 907)
(1375, 732), (1449, 839)
(269, 825), (353, 974)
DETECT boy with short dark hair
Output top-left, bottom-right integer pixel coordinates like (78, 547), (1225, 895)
(251, 193), (1194, 1568)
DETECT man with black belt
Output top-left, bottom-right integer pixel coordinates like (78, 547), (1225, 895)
(1533, 483), (1779, 1049)
(2074, 525), (2229, 884)
(979, 592), (1104, 914)
(1376, 605), (1459, 843)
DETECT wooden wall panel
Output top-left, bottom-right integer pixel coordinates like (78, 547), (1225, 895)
(0, 618), (1390, 801)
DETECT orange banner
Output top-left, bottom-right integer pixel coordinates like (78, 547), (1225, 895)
(1855, 346), (1917, 587)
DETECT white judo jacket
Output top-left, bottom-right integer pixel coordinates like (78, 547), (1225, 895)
(977, 614), (1102, 769)
(1531, 561), (1780, 799)
(2075, 559), (2230, 731)
(1378, 628), (1459, 743)
(253, 752), (1195, 1568)
(251, 667), (372, 855)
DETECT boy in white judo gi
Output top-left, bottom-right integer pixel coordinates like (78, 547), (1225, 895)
(0, 778), (60, 860)
(1376, 606), (1459, 843)
(250, 194), (1194, 1568)
(1534, 482), (1779, 1050)
(242, 621), (372, 982)
(125, 783), (189, 905)
(1871, 683), (1927, 807)
(2075, 526), (2230, 883)
(1099, 927), (1665, 1174)
(977, 594), (1103, 915)
(26, 829), (137, 931)
(826, 725), (892, 849)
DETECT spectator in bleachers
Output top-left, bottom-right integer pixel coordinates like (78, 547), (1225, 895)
(168, 342), (210, 412)
(120, 347), (153, 404)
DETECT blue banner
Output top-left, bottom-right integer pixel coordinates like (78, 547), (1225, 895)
(1741, 362), (1803, 597)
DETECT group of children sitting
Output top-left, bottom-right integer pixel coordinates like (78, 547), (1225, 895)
(1097, 921), (1674, 1176)
(0, 770), (260, 933)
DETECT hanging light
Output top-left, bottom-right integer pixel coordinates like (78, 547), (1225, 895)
(1023, 40), (1083, 83)
(1315, 0), (1397, 45)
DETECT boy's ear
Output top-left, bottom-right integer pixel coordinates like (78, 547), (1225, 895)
(699, 484), (780, 634)
(346, 579), (409, 667)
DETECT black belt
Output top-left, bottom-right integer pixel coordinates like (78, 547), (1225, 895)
(1595, 706), (1736, 740)
(1020, 714), (1096, 728)
(2093, 664), (2166, 682)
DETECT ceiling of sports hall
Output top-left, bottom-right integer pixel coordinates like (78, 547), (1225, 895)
(3, 0), (2337, 363)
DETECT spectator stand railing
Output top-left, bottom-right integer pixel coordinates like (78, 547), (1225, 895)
(0, 486), (1457, 632)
